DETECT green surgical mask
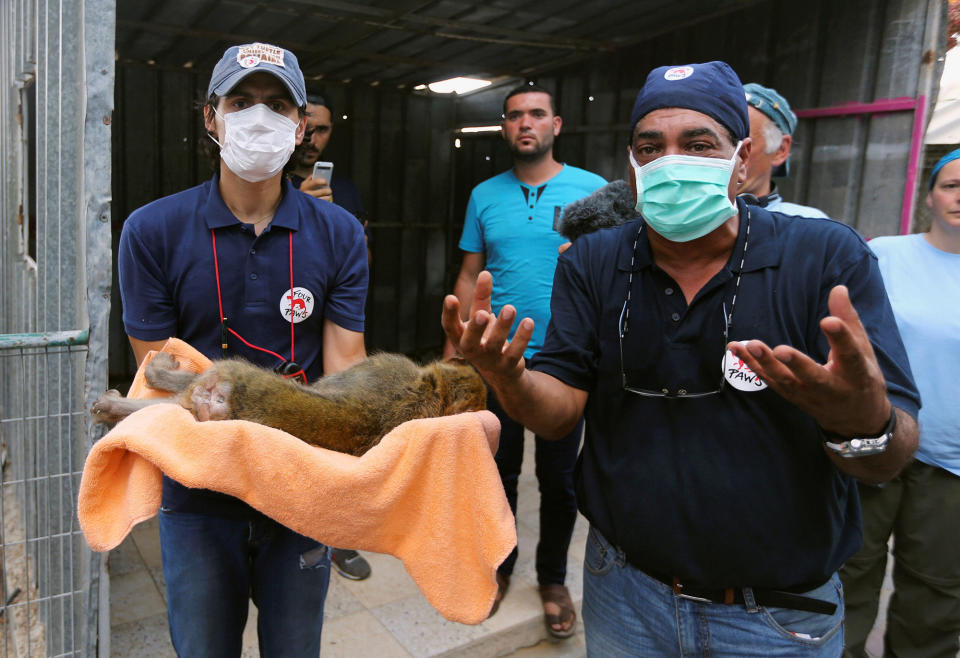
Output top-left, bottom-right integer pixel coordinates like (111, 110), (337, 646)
(630, 142), (742, 242)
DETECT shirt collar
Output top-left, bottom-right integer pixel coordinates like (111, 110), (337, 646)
(756, 181), (782, 208)
(616, 198), (782, 274)
(202, 175), (301, 232)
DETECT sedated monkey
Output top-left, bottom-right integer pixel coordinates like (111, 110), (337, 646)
(92, 353), (487, 456)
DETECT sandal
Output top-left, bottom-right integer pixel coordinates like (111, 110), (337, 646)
(489, 572), (510, 617)
(538, 583), (577, 639)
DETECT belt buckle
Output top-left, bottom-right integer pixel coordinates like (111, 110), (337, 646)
(671, 577), (712, 604)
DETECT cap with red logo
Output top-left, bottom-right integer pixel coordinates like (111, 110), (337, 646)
(207, 42), (306, 108)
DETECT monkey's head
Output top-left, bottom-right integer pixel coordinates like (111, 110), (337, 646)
(420, 359), (487, 416)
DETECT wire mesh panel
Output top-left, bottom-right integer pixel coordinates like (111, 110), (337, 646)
(0, 339), (89, 657)
(1, 0), (115, 654)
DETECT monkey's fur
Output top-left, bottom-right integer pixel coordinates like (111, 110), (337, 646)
(91, 353), (487, 456)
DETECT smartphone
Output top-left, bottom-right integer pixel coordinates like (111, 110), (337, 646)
(312, 161), (334, 183)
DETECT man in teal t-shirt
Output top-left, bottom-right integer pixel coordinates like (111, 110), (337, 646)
(445, 83), (605, 639)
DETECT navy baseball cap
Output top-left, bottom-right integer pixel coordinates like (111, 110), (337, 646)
(629, 61), (749, 141)
(207, 43), (307, 108)
(743, 83), (797, 135)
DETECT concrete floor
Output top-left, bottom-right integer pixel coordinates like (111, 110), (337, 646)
(107, 431), (588, 657)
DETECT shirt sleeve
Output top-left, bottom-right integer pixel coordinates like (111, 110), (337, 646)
(322, 216), (368, 333)
(118, 217), (179, 341)
(458, 192), (485, 253)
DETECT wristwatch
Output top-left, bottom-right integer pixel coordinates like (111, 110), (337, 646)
(823, 408), (896, 458)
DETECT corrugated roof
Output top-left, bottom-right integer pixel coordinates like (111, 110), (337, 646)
(116, 0), (758, 87)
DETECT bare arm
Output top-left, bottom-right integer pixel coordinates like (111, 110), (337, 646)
(322, 319), (366, 375)
(727, 285), (918, 484)
(441, 270), (587, 438)
(128, 337), (169, 368)
(442, 251), (485, 359)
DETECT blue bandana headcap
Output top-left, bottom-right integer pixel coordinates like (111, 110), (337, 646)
(929, 148), (960, 189)
(629, 61), (749, 141)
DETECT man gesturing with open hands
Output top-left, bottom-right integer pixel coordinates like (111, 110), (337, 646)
(442, 61), (919, 657)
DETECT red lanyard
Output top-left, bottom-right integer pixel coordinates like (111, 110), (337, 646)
(211, 228), (306, 383)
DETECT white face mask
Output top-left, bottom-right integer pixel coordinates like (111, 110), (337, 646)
(211, 104), (299, 183)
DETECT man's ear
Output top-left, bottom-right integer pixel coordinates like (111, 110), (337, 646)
(500, 120), (507, 140)
(626, 145), (638, 203)
(771, 133), (792, 167)
(294, 115), (307, 146)
(553, 114), (562, 136)
(203, 105), (217, 136)
(736, 137), (752, 186)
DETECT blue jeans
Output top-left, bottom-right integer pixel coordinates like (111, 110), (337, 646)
(487, 389), (582, 585)
(159, 509), (331, 658)
(582, 526), (844, 657)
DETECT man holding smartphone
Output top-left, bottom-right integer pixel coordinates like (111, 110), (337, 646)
(288, 93), (367, 231)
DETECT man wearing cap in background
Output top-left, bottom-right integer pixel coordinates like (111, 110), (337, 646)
(442, 60), (919, 654)
(741, 83), (828, 218)
(118, 42), (367, 655)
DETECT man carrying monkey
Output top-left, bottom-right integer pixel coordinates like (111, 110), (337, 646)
(443, 61), (920, 655)
(445, 82), (605, 638)
(118, 42), (367, 656)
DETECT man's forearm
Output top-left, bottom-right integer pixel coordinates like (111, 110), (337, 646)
(825, 406), (918, 485)
(483, 367), (586, 440)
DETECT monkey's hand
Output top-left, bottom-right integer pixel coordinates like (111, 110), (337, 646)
(145, 353), (197, 393)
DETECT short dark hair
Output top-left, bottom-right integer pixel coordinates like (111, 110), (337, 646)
(502, 82), (557, 116)
(306, 92), (332, 115)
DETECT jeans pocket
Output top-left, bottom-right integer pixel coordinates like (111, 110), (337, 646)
(584, 526), (616, 576)
(760, 574), (844, 646)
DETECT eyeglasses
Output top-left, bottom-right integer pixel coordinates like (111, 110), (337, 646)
(618, 208), (751, 399)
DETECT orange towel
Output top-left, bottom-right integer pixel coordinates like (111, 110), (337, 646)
(77, 339), (515, 625)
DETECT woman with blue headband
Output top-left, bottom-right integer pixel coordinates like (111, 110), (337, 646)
(841, 148), (960, 657)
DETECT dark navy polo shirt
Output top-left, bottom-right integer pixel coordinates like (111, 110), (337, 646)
(529, 199), (920, 590)
(119, 176), (367, 517)
(288, 171), (369, 245)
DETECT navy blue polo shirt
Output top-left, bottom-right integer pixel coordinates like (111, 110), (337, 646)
(529, 199), (920, 589)
(119, 176), (367, 517)
(288, 171), (369, 245)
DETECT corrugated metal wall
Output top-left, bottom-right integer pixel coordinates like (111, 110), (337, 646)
(111, 0), (944, 381)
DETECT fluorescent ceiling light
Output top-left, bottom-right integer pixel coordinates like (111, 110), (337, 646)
(459, 125), (501, 133)
(425, 77), (492, 94)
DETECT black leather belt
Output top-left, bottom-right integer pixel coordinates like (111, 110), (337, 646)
(658, 575), (837, 616)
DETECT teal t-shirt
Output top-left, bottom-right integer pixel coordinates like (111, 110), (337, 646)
(459, 165), (606, 358)
(870, 233), (959, 476)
